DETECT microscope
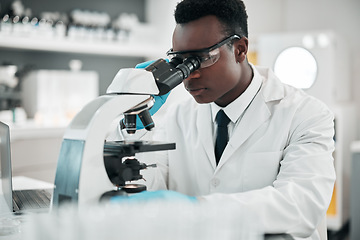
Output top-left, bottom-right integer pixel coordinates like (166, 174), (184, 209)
(52, 56), (200, 207)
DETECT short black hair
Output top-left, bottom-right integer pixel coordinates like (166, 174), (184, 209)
(174, 0), (248, 38)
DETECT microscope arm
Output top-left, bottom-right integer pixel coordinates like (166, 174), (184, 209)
(53, 94), (153, 207)
(53, 65), (162, 207)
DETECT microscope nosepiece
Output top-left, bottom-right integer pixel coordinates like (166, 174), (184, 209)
(123, 114), (137, 134)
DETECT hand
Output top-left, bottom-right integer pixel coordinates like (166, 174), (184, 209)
(129, 60), (171, 130)
(110, 190), (197, 203)
(135, 60), (156, 69)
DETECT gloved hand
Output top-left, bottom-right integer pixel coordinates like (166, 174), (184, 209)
(110, 190), (197, 204)
(124, 60), (171, 130)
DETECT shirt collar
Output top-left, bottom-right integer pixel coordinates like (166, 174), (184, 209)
(211, 64), (263, 123)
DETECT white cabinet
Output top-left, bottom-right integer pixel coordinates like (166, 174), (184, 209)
(10, 124), (65, 183)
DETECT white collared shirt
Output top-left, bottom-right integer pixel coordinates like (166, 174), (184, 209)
(210, 64), (262, 145)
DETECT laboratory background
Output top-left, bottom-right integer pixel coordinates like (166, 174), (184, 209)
(0, 0), (359, 239)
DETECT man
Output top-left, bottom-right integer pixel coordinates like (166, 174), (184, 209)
(117, 0), (336, 239)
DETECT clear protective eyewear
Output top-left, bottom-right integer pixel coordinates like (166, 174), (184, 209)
(166, 35), (241, 69)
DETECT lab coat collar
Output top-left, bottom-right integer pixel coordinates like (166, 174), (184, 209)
(256, 65), (285, 102)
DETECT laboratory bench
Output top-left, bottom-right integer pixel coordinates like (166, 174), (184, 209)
(0, 176), (296, 240)
(0, 185), (295, 240)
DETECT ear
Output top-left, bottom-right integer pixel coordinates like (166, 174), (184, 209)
(234, 37), (249, 63)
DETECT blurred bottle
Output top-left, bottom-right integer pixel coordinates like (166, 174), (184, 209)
(0, 0), (33, 36)
(0, 14), (12, 34)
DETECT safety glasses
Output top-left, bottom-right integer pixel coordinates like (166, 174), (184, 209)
(166, 35), (241, 69)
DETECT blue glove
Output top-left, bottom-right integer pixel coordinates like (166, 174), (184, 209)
(110, 190), (197, 203)
(126, 60), (170, 130)
(135, 60), (157, 69)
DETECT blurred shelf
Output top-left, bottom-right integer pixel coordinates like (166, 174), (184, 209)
(0, 35), (164, 58)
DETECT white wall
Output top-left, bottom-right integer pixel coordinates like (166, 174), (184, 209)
(244, 0), (285, 38)
(244, 0), (360, 139)
(145, 0), (178, 55)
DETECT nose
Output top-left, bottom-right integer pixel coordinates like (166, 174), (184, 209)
(186, 69), (201, 80)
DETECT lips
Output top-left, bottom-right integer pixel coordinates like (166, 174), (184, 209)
(186, 87), (207, 96)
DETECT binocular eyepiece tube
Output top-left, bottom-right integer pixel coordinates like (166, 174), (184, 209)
(121, 56), (201, 134)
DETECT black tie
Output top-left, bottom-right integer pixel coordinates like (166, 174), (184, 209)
(215, 110), (231, 164)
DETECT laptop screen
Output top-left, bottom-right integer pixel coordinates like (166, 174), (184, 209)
(0, 121), (14, 212)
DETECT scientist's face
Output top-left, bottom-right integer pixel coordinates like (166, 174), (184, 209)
(171, 15), (251, 107)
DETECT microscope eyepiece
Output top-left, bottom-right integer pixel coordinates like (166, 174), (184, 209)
(168, 56), (183, 68)
(176, 56), (201, 79)
(145, 56), (201, 96)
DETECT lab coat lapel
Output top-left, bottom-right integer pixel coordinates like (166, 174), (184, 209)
(218, 69), (285, 168)
(217, 95), (271, 168)
(196, 105), (216, 169)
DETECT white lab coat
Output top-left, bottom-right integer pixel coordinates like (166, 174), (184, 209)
(138, 66), (336, 239)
